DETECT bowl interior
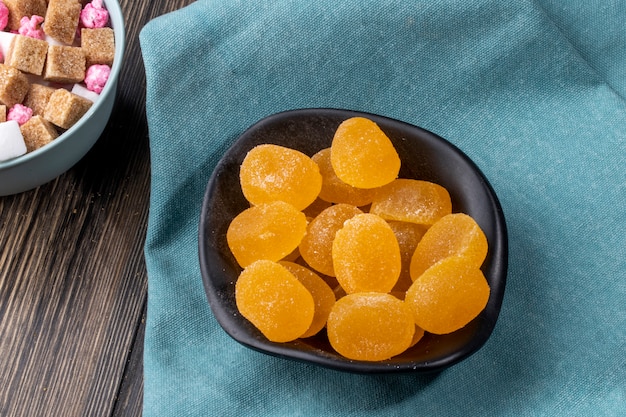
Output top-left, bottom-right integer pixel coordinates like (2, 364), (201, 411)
(199, 108), (508, 373)
(0, 0), (125, 195)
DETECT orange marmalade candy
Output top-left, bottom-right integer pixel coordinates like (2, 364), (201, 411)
(312, 148), (378, 206)
(409, 325), (425, 348)
(327, 292), (415, 361)
(330, 117), (400, 189)
(387, 221), (428, 292)
(410, 213), (488, 280)
(239, 144), (322, 210)
(226, 201), (307, 267)
(302, 197), (332, 219)
(299, 204), (363, 277)
(227, 116), (492, 359)
(279, 261), (336, 338)
(332, 213), (401, 293)
(236, 260), (314, 342)
(370, 179), (452, 226)
(405, 256), (490, 335)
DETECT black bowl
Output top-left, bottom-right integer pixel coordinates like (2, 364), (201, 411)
(198, 108), (508, 374)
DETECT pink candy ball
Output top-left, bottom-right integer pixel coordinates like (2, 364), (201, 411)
(85, 64), (111, 94)
(8, 104), (33, 125)
(80, 0), (109, 29)
(18, 15), (45, 40)
(0, 1), (8, 31)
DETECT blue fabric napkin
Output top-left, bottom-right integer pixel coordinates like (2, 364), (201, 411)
(139, 1), (626, 415)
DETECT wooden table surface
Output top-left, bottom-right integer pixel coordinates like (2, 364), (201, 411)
(1, 1), (194, 416)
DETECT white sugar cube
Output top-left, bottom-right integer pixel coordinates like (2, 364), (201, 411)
(0, 120), (28, 161)
(0, 31), (17, 61)
(45, 35), (65, 47)
(71, 83), (100, 103)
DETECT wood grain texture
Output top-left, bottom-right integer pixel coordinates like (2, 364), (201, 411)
(0, 1), (194, 416)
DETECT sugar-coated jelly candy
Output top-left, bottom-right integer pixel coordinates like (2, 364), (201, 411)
(226, 201), (307, 267)
(327, 292), (415, 361)
(279, 261), (336, 338)
(299, 204), (363, 277)
(409, 325), (425, 347)
(239, 144), (322, 210)
(405, 256), (490, 334)
(302, 197), (332, 219)
(370, 179), (452, 226)
(312, 148), (377, 206)
(236, 260), (314, 342)
(332, 213), (401, 293)
(333, 284), (347, 301)
(410, 213), (488, 280)
(387, 221), (428, 292)
(330, 117), (400, 189)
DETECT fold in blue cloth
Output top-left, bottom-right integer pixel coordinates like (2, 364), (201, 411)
(140, 1), (625, 415)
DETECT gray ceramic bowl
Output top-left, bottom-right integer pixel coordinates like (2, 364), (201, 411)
(199, 108), (508, 374)
(0, 0), (125, 196)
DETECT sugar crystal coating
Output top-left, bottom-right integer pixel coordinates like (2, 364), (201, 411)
(20, 114), (58, 152)
(332, 213), (401, 294)
(405, 256), (490, 334)
(410, 213), (488, 281)
(370, 179), (452, 225)
(226, 200), (307, 267)
(24, 83), (55, 116)
(44, 88), (92, 129)
(5, 34), (48, 75)
(44, 45), (86, 84)
(299, 203), (363, 277)
(0, 63), (29, 107)
(327, 292), (415, 361)
(279, 261), (336, 338)
(235, 260), (314, 343)
(330, 117), (400, 189)
(81, 27), (114, 66)
(312, 147), (377, 206)
(44, 0), (82, 45)
(239, 144), (322, 211)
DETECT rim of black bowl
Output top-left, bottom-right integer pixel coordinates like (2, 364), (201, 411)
(198, 108), (508, 374)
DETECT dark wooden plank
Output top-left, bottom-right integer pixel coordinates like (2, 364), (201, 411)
(0, 166), (150, 417)
(0, 1), (194, 417)
(111, 305), (146, 417)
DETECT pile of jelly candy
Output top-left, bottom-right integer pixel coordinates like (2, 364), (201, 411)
(226, 117), (490, 362)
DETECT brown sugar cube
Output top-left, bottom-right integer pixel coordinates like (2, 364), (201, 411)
(20, 115), (60, 152)
(44, 0), (82, 45)
(43, 89), (92, 129)
(43, 45), (86, 84)
(5, 35), (49, 76)
(24, 84), (56, 116)
(3, 0), (47, 31)
(0, 63), (30, 107)
(81, 28), (115, 66)
(0, 105), (6, 122)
